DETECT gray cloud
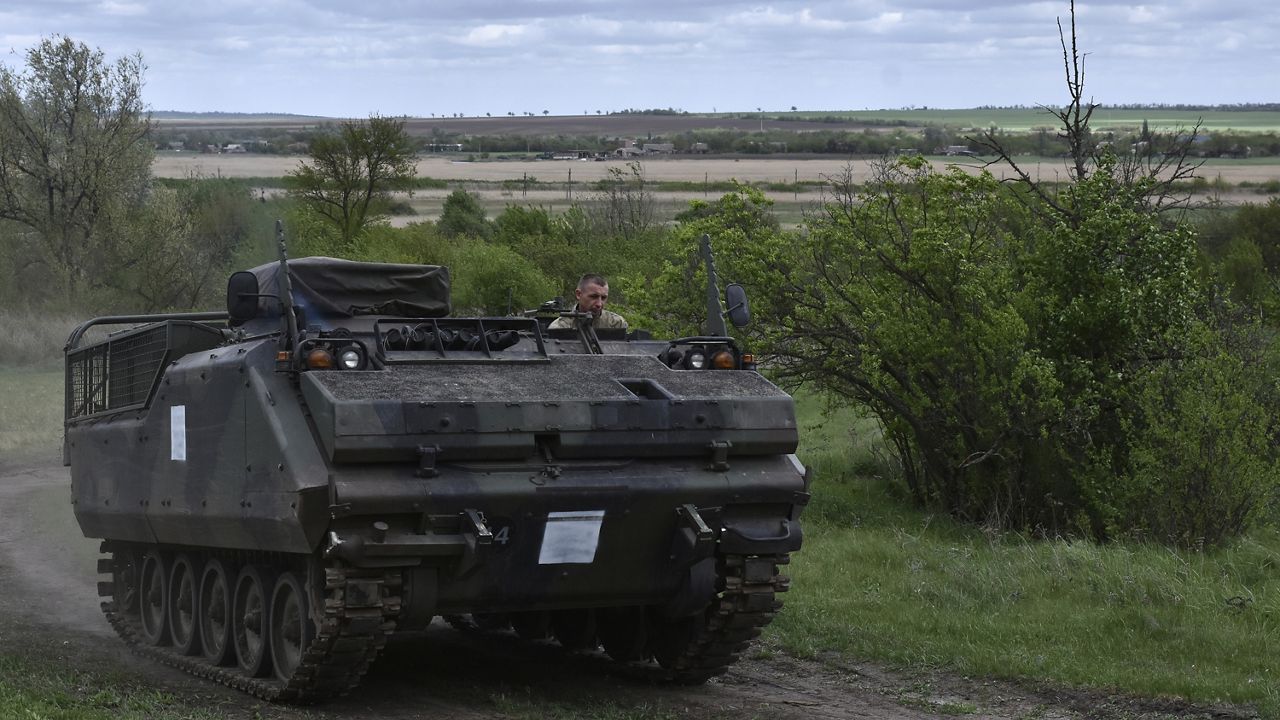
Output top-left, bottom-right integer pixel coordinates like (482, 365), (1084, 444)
(0, 0), (1274, 115)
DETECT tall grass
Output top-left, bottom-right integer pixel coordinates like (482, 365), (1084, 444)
(0, 308), (80, 368)
(0, 309), (73, 458)
(772, 392), (1278, 715)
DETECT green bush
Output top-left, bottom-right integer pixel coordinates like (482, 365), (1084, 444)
(437, 189), (492, 240)
(623, 184), (779, 338)
(447, 242), (557, 316)
(728, 156), (1279, 546)
(1086, 332), (1280, 545)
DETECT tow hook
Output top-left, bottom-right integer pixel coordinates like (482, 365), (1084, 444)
(462, 508), (493, 545)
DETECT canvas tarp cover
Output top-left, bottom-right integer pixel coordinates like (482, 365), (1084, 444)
(252, 257), (450, 320)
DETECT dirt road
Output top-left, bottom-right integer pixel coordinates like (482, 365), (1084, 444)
(0, 450), (1251, 719)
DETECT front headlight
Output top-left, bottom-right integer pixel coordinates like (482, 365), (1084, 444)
(339, 347), (364, 370)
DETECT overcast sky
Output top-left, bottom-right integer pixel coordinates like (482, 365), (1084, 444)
(1, 1), (1275, 117)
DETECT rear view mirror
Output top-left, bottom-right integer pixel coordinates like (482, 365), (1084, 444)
(725, 284), (751, 328)
(226, 271), (260, 326)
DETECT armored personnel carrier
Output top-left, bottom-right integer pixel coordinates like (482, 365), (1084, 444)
(64, 232), (807, 702)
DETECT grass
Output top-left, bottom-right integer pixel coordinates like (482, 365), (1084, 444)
(0, 654), (232, 720)
(0, 307), (69, 460)
(0, 366), (63, 458)
(771, 391), (1280, 716)
(0, 308), (80, 367)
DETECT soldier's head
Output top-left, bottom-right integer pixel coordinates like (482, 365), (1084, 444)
(574, 274), (609, 318)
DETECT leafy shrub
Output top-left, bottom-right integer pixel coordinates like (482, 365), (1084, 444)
(727, 156), (1279, 546)
(446, 242), (556, 316)
(437, 190), (492, 240)
(623, 184), (778, 337)
(1085, 329), (1280, 546)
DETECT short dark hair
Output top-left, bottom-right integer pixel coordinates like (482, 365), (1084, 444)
(577, 273), (608, 290)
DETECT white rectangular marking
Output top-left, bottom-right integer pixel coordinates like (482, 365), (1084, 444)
(537, 510), (605, 565)
(170, 405), (187, 462)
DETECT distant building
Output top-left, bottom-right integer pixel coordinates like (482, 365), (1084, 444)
(222, 143), (247, 153)
(690, 142), (710, 154)
(643, 142), (674, 154)
(541, 150), (594, 160)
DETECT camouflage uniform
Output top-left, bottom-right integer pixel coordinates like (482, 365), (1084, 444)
(548, 309), (628, 330)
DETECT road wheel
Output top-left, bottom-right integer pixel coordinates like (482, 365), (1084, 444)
(550, 609), (597, 651)
(199, 558), (235, 665)
(269, 571), (313, 682)
(233, 565), (273, 677)
(167, 553), (201, 655)
(597, 606), (648, 662)
(111, 548), (141, 615)
(138, 550), (169, 646)
(510, 611), (551, 641)
(650, 614), (701, 670)
(471, 612), (510, 631)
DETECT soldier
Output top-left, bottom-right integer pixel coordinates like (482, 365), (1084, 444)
(548, 273), (628, 330)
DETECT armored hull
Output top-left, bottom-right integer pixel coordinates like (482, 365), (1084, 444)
(65, 256), (806, 701)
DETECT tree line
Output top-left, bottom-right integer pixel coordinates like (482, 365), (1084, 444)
(149, 121), (1280, 160)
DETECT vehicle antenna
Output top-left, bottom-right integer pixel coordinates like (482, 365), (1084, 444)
(700, 234), (727, 336)
(275, 220), (299, 351)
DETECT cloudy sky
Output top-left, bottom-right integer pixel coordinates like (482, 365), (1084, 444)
(1, 1), (1275, 117)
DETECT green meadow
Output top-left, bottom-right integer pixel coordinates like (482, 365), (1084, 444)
(782, 107), (1280, 133)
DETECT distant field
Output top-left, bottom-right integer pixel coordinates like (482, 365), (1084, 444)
(153, 153), (1280, 186)
(152, 153), (1280, 227)
(799, 108), (1280, 133)
(154, 108), (1280, 136)
(154, 113), (882, 138)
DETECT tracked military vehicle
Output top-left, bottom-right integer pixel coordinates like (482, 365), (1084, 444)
(64, 230), (807, 702)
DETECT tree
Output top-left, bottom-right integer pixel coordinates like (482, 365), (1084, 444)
(437, 189), (492, 240)
(285, 115), (417, 250)
(106, 177), (257, 311)
(0, 35), (152, 302)
(588, 161), (656, 243)
(975, 0), (1200, 216)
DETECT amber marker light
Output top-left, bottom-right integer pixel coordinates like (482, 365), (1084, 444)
(306, 348), (335, 369)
